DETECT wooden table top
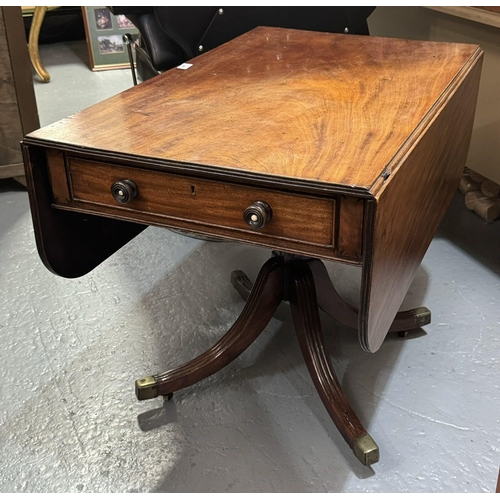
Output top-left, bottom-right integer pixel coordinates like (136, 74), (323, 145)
(22, 26), (483, 354)
(27, 26), (481, 195)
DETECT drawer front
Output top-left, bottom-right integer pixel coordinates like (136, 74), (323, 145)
(68, 158), (335, 248)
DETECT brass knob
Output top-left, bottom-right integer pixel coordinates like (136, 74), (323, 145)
(111, 179), (138, 204)
(243, 201), (272, 229)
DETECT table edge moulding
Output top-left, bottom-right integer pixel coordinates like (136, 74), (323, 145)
(21, 27), (483, 466)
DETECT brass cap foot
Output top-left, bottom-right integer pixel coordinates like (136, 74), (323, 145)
(415, 307), (431, 328)
(353, 433), (380, 466)
(135, 376), (159, 400)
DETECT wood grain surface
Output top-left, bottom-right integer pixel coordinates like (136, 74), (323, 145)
(50, 155), (370, 263)
(26, 27), (481, 194)
(289, 260), (378, 465)
(2, 7), (39, 137)
(337, 196), (364, 260)
(0, 8), (27, 169)
(46, 148), (70, 203)
(360, 53), (483, 353)
(476, 6), (500, 14)
(22, 27), (484, 354)
(0, 7), (39, 179)
(68, 158), (335, 246)
(23, 144), (147, 278)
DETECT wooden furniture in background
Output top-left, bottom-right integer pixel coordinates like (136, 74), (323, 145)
(460, 168), (500, 222)
(426, 6), (500, 29)
(21, 28), (483, 466)
(478, 7), (500, 14)
(21, 6), (59, 83)
(0, 6), (39, 183)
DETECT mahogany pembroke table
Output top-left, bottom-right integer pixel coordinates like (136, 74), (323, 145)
(22, 28), (483, 466)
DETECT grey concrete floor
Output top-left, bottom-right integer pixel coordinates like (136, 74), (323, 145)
(1, 40), (499, 493)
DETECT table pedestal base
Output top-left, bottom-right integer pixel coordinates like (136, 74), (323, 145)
(135, 254), (431, 466)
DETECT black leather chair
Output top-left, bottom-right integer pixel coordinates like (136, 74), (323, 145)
(110, 6), (376, 82)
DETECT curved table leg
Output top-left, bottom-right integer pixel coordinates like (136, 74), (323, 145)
(307, 260), (431, 334)
(289, 261), (379, 466)
(28, 7), (50, 83)
(231, 269), (253, 302)
(136, 256), (284, 400)
(232, 260), (431, 334)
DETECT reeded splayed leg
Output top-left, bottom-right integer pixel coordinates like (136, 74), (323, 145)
(307, 260), (431, 335)
(288, 260), (380, 466)
(135, 256), (284, 400)
(231, 269), (253, 302)
(232, 260), (431, 335)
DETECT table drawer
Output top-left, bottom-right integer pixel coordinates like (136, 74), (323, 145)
(67, 158), (335, 248)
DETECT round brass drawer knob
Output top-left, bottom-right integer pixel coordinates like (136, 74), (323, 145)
(111, 179), (138, 204)
(243, 201), (272, 229)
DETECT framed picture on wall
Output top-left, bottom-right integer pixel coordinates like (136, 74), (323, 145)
(82, 6), (140, 71)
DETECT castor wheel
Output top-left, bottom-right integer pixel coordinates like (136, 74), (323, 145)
(398, 331), (409, 338)
(163, 393), (173, 401)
